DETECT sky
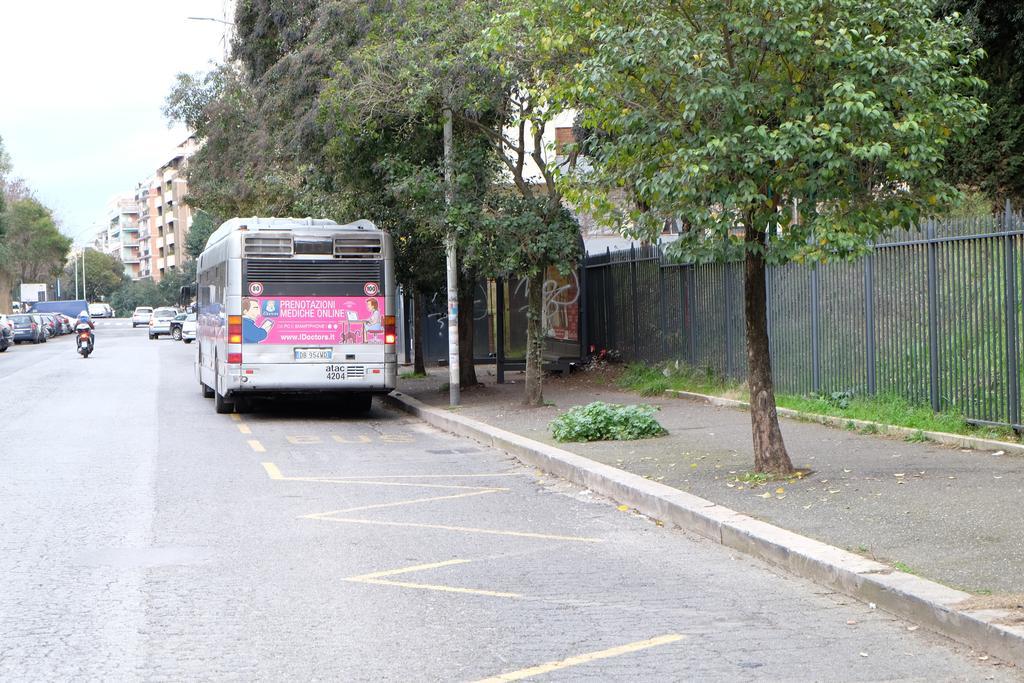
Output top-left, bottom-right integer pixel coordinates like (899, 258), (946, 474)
(0, 1), (233, 244)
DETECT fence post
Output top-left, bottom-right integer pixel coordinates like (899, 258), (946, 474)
(1003, 199), (1020, 427)
(724, 264), (733, 378)
(495, 278), (505, 384)
(605, 248), (616, 353)
(864, 251), (877, 395)
(658, 252), (668, 360)
(926, 218), (941, 413)
(688, 266), (698, 366)
(629, 244), (640, 359)
(810, 265), (821, 393)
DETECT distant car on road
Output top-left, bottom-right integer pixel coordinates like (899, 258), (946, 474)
(182, 313), (197, 343)
(148, 307), (178, 339)
(172, 313), (197, 343)
(170, 313), (187, 341)
(88, 303), (113, 319)
(9, 314), (46, 344)
(132, 307), (153, 327)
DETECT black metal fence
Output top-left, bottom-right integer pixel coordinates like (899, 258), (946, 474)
(585, 204), (1024, 429)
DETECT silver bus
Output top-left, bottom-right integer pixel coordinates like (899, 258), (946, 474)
(195, 217), (397, 413)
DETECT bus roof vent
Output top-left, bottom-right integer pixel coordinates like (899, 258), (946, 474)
(334, 234), (382, 259)
(244, 233), (294, 258)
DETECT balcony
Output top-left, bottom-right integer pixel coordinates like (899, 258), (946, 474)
(156, 237), (164, 249)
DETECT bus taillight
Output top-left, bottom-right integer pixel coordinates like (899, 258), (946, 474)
(384, 315), (396, 345)
(228, 315), (242, 344)
(227, 352), (242, 364)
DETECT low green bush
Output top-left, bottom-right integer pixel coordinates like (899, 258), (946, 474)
(550, 401), (668, 442)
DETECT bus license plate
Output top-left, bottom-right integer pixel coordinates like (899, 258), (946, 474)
(294, 348), (333, 361)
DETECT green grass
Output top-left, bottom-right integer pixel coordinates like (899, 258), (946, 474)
(399, 371), (428, 379)
(616, 362), (1020, 443)
(893, 561), (919, 575)
(618, 363), (744, 398)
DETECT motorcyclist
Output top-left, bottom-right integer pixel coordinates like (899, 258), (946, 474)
(75, 311), (95, 350)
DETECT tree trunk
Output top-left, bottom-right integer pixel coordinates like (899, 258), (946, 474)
(413, 291), (426, 376)
(524, 270), (545, 406)
(458, 271), (478, 389)
(744, 225), (795, 476)
(0, 271), (12, 313)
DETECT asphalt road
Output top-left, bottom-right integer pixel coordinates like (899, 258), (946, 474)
(0, 320), (1018, 681)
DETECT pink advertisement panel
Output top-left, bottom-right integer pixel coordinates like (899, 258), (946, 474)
(241, 296), (384, 345)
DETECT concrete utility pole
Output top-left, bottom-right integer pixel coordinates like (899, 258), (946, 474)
(81, 250), (87, 302)
(443, 104), (460, 406)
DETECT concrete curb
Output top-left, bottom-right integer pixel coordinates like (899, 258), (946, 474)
(386, 390), (1024, 668)
(665, 389), (1024, 456)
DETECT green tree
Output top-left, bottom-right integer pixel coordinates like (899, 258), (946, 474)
(540, 0), (985, 474)
(939, 0), (1024, 205)
(75, 249), (127, 302)
(0, 197), (72, 289)
(186, 210), (221, 259)
(109, 279), (161, 317)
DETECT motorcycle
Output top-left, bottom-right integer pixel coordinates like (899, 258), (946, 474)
(75, 325), (93, 358)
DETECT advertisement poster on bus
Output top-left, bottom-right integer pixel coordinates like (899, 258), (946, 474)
(241, 296), (384, 345)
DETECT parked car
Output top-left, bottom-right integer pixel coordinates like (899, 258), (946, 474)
(60, 314), (75, 334)
(88, 303), (114, 319)
(181, 313), (197, 343)
(132, 307), (153, 327)
(9, 314), (46, 344)
(36, 313), (58, 338)
(0, 314), (13, 334)
(148, 307), (178, 339)
(0, 320), (10, 352)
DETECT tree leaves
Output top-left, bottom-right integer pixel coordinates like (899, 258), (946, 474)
(540, 0), (986, 264)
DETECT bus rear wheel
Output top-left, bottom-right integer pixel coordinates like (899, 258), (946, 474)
(344, 393), (372, 414)
(201, 382), (215, 399)
(215, 390), (234, 414)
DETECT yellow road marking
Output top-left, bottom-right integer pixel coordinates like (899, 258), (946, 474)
(248, 440), (266, 453)
(474, 634), (686, 682)
(238, 424), (252, 435)
(306, 517), (604, 543)
(308, 489), (503, 515)
(379, 434), (415, 443)
(344, 559), (522, 599)
(322, 473), (520, 479)
(347, 558), (470, 580)
(229, 413), (241, 422)
(332, 435), (372, 444)
(260, 463), (500, 490)
(351, 578), (521, 599)
(287, 435), (322, 444)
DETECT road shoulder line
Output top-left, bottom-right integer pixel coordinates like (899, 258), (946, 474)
(386, 390), (1024, 668)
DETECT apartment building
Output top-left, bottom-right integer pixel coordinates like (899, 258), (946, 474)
(136, 136), (198, 282)
(94, 194), (142, 279)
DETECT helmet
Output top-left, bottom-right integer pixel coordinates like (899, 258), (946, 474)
(78, 311), (90, 321)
